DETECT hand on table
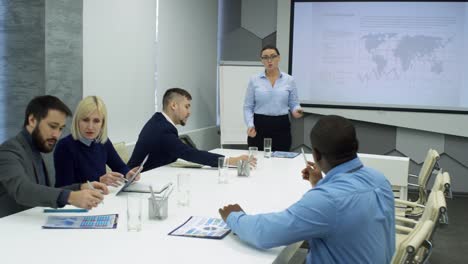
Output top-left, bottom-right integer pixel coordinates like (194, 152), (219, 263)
(228, 155), (257, 168)
(219, 204), (244, 222)
(68, 189), (104, 209)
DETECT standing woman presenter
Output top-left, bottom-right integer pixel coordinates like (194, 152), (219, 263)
(243, 45), (303, 151)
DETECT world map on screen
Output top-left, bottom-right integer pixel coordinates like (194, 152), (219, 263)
(359, 33), (453, 82)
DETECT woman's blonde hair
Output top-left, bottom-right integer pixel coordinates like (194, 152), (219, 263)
(71, 96), (108, 143)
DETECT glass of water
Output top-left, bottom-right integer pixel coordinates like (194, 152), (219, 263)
(248, 146), (258, 169)
(127, 193), (142, 231)
(177, 173), (190, 206)
(264, 138), (272, 158)
(218, 157), (229, 184)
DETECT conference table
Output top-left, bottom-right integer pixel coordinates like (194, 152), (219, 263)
(0, 149), (408, 264)
(0, 149), (311, 264)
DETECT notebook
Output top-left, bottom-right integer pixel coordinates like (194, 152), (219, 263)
(168, 216), (231, 239)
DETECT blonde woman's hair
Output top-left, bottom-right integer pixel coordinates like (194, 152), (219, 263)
(71, 96), (108, 143)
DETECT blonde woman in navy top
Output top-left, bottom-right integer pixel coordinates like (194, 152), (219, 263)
(54, 96), (140, 187)
(243, 45), (303, 151)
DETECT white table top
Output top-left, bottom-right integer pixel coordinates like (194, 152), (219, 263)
(0, 149), (310, 264)
(0, 149), (409, 264)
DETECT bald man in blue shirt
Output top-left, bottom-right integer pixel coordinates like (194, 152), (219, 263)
(219, 115), (395, 263)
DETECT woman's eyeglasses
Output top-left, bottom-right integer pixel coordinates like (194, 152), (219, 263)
(260, 55), (279, 61)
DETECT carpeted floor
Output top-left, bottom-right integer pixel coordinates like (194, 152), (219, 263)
(429, 194), (468, 264)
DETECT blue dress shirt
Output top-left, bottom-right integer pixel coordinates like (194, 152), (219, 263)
(226, 157), (396, 264)
(243, 71), (301, 128)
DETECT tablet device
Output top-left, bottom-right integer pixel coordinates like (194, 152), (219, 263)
(116, 154), (149, 196)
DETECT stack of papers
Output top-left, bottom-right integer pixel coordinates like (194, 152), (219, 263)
(42, 214), (118, 229)
(168, 216), (231, 239)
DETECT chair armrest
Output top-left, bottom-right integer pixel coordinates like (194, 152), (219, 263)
(395, 216), (418, 226)
(394, 198), (425, 208)
(396, 225), (414, 234)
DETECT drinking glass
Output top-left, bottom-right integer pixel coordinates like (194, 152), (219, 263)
(177, 173), (190, 206)
(264, 138), (272, 158)
(127, 193), (142, 231)
(218, 157), (229, 184)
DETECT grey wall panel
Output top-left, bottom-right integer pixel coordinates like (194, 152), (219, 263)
(386, 150), (406, 157)
(241, 0), (276, 39)
(220, 0), (241, 35)
(44, 0), (83, 183)
(438, 154), (468, 193)
(290, 113), (304, 151)
(222, 27), (262, 61)
(276, 0), (290, 71)
(262, 31), (277, 49)
(300, 113), (322, 150)
(298, 114), (396, 155)
(353, 120), (396, 155)
(0, 0), (45, 142)
(396, 127), (445, 163)
(220, 0), (276, 62)
(45, 0), (82, 115)
(445, 135), (468, 166)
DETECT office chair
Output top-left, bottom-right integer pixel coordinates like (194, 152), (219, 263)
(392, 220), (435, 264)
(408, 149), (440, 205)
(113, 141), (130, 163)
(396, 149), (440, 217)
(395, 170), (451, 217)
(395, 190), (448, 233)
(106, 141), (129, 173)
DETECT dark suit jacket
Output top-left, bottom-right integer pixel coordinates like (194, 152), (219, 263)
(0, 132), (80, 218)
(128, 112), (222, 172)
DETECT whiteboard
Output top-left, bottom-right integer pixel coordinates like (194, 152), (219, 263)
(219, 63), (264, 145)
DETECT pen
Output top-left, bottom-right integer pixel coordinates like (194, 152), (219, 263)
(162, 185), (174, 200)
(149, 185), (157, 202)
(87, 180), (104, 204)
(301, 148), (308, 167)
(44, 208), (88, 213)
